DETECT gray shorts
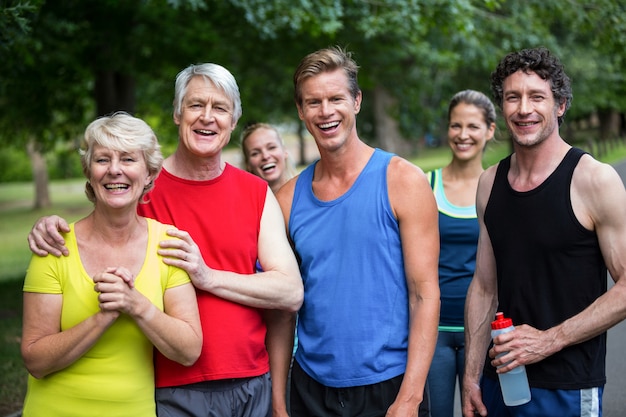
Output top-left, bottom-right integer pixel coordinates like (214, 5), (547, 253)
(156, 373), (272, 417)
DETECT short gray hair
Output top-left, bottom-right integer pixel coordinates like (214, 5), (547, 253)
(173, 63), (242, 124)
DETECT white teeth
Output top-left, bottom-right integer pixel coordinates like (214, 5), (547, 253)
(319, 121), (339, 129)
(196, 129), (215, 135)
(518, 122), (535, 126)
(105, 184), (128, 190)
(262, 163), (276, 171)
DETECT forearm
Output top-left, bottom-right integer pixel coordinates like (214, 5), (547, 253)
(463, 281), (497, 385)
(263, 309), (296, 416)
(195, 269), (303, 312)
(22, 312), (116, 378)
(131, 293), (202, 366)
(394, 295), (439, 410)
(548, 279), (626, 355)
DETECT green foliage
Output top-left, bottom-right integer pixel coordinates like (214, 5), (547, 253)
(231, 0), (344, 38)
(0, 0), (625, 183)
(0, 143), (83, 182)
(0, 148), (32, 182)
(0, 1), (40, 51)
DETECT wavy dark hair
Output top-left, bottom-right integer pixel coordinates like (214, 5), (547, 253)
(490, 47), (572, 126)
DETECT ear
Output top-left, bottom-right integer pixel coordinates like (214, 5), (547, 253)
(557, 99), (567, 117)
(173, 113), (181, 126)
(354, 90), (363, 114)
(486, 122), (496, 141)
(297, 104), (305, 121)
(143, 172), (155, 191)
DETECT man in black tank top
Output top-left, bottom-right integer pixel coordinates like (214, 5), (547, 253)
(462, 47), (626, 417)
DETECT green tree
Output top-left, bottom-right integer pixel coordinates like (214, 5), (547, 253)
(2, 0), (625, 209)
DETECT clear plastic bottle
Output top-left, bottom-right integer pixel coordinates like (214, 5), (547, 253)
(491, 312), (531, 406)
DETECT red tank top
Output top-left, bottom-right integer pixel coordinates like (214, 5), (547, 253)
(138, 164), (270, 386)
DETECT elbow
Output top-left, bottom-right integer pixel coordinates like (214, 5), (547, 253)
(21, 348), (48, 379)
(187, 342), (203, 367)
(179, 353), (200, 367)
(286, 286), (304, 313)
(22, 359), (48, 380)
(27, 369), (46, 380)
(178, 335), (203, 367)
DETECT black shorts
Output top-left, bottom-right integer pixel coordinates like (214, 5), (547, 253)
(290, 360), (430, 417)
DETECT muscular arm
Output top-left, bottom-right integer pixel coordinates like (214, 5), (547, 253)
(385, 157), (440, 416)
(266, 179), (300, 417)
(159, 188), (303, 312)
(462, 166), (499, 417)
(501, 158), (626, 367)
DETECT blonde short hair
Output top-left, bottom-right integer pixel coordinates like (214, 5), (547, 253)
(80, 112), (163, 203)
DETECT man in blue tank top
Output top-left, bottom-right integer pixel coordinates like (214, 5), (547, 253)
(276, 47), (440, 416)
(463, 47), (626, 417)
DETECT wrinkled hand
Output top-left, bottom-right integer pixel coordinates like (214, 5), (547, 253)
(462, 379), (487, 417)
(93, 266), (140, 318)
(28, 215), (70, 257)
(489, 324), (553, 373)
(158, 228), (212, 289)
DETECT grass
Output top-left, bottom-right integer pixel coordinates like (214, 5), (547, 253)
(0, 139), (625, 415)
(0, 179), (92, 281)
(0, 179), (92, 416)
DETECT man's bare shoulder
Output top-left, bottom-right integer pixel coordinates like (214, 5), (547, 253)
(275, 174), (299, 222)
(571, 154), (625, 199)
(575, 153), (624, 194)
(387, 155), (427, 183)
(387, 156), (437, 219)
(480, 162), (499, 186)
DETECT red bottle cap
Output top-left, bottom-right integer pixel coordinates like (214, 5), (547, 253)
(491, 312), (513, 330)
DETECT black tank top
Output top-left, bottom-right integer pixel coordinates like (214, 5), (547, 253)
(483, 147), (607, 389)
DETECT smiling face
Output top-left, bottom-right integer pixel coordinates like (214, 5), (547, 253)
(502, 70), (565, 148)
(447, 102), (495, 163)
(174, 76), (236, 158)
(89, 143), (152, 210)
(243, 126), (289, 190)
(296, 68), (361, 153)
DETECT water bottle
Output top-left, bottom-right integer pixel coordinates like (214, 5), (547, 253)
(491, 312), (531, 406)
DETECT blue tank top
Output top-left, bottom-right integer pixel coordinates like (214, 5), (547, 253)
(289, 149), (408, 387)
(427, 168), (479, 330)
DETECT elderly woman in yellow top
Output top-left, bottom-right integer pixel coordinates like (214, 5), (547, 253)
(20, 112), (202, 417)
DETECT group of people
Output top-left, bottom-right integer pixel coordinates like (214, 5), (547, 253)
(23, 45), (626, 417)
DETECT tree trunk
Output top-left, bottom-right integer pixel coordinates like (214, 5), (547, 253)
(27, 137), (51, 209)
(597, 109), (621, 157)
(94, 70), (136, 116)
(372, 85), (411, 156)
(598, 108), (621, 140)
(297, 122), (307, 166)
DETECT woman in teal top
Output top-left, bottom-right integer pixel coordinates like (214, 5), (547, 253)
(426, 90), (496, 417)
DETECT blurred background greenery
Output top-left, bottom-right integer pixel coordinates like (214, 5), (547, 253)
(2, 1), (626, 415)
(1, 0), (625, 207)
